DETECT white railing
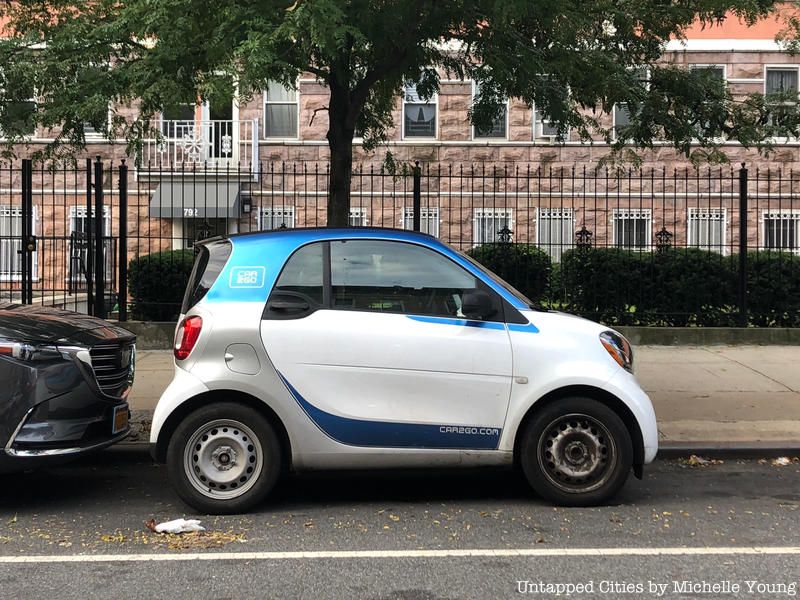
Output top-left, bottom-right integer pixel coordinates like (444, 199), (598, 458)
(140, 119), (258, 173)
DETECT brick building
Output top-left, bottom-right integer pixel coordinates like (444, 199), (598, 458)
(1, 12), (799, 307)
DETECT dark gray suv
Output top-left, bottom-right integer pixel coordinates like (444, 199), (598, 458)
(0, 304), (135, 472)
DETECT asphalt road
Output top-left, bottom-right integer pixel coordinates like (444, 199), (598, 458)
(0, 449), (799, 599)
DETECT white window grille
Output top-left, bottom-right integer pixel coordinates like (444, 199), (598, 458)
(349, 207), (368, 227)
(473, 208), (513, 245)
(612, 209), (652, 250)
(763, 210), (800, 252)
(537, 208), (575, 262)
(687, 208), (727, 252)
(259, 206), (296, 230)
(0, 206), (37, 280)
(402, 207), (440, 237)
(68, 206), (112, 281)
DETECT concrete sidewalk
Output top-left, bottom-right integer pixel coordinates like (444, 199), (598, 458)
(127, 346), (800, 445)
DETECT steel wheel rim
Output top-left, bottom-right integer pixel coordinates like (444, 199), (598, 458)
(537, 413), (617, 494)
(183, 419), (263, 500)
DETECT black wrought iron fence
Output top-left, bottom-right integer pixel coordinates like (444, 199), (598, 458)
(1, 159), (798, 326)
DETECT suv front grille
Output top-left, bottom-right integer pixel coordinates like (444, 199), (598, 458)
(89, 342), (134, 397)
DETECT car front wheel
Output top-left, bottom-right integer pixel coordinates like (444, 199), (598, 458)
(519, 397), (633, 507)
(167, 402), (282, 514)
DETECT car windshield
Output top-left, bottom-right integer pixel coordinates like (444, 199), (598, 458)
(453, 247), (541, 310)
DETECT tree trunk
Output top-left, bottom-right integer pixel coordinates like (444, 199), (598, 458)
(326, 82), (356, 227)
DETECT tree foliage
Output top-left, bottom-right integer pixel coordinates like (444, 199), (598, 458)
(1, 1), (799, 223)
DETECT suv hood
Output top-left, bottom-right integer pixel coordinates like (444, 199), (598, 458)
(0, 304), (135, 346)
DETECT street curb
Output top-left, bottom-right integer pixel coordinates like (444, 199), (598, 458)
(657, 441), (800, 459)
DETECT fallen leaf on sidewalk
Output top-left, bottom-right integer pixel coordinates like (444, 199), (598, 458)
(770, 456), (797, 467)
(679, 455), (723, 468)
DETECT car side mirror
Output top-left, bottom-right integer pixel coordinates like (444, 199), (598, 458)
(461, 289), (496, 320)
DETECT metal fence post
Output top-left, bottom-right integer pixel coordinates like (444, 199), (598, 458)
(94, 156), (106, 319)
(412, 161), (421, 232)
(20, 159), (33, 305)
(85, 158), (94, 315)
(738, 162), (748, 327)
(118, 160), (128, 322)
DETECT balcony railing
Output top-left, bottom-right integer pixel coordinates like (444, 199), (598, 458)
(139, 119), (258, 175)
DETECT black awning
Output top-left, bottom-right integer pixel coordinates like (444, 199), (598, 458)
(149, 182), (240, 218)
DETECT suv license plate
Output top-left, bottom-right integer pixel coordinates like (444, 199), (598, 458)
(112, 405), (129, 434)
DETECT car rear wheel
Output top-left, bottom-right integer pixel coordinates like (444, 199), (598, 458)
(519, 397), (633, 507)
(167, 402), (282, 514)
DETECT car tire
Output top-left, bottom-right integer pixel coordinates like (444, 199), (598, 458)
(167, 402), (282, 514)
(519, 397), (633, 507)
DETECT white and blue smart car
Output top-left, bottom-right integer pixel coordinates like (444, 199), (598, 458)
(151, 228), (658, 514)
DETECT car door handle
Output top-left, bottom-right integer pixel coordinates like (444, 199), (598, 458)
(269, 300), (310, 311)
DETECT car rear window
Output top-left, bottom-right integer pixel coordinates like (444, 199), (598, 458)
(181, 239), (232, 313)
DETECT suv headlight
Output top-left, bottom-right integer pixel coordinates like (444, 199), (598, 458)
(0, 341), (64, 362)
(599, 331), (634, 373)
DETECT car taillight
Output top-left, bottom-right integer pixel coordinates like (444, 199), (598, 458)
(174, 316), (203, 361)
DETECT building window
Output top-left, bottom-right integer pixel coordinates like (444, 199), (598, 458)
(0, 206), (37, 280)
(264, 81), (298, 138)
(83, 107), (110, 138)
(689, 65), (726, 138)
(766, 68), (798, 94)
(472, 81), (507, 139)
(76, 64), (110, 138)
(537, 208), (575, 262)
(765, 68), (798, 130)
(613, 67), (648, 142)
(533, 106), (560, 139)
(1, 83), (37, 137)
(402, 207), (440, 237)
(349, 207), (368, 227)
(690, 65), (725, 80)
(687, 208), (726, 253)
(763, 211), (800, 252)
(160, 104), (196, 137)
(68, 206), (112, 281)
(612, 209), (652, 249)
(613, 104), (631, 140)
(474, 208), (513, 245)
(259, 206), (296, 230)
(403, 83), (436, 138)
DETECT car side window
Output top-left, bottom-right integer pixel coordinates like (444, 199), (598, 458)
(272, 242), (324, 305)
(330, 240), (500, 320)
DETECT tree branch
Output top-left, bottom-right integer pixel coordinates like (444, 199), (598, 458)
(306, 65), (329, 79)
(309, 105), (328, 127)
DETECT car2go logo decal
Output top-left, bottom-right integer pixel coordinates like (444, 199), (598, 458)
(229, 266), (266, 288)
(278, 373), (502, 450)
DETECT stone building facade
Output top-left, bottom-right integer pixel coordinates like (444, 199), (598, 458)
(1, 14), (799, 305)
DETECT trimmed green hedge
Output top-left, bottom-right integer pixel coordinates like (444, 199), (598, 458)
(557, 248), (800, 327)
(128, 249), (196, 321)
(467, 243), (552, 302)
(741, 252), (800, 327)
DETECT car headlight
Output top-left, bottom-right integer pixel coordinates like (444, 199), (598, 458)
(0, 341), (64, 362)
(599, 331), (634, 373)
